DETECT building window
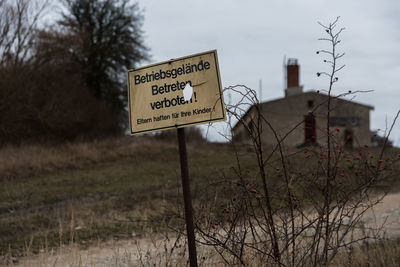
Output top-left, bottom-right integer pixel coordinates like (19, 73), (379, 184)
(350, 117), (358, 126)
(304, 114), (316, 144)
(307, 100), (314, 108)
(329, 117), (348, 127)
(248, 120), (255, 134)
(344, 129), (353, 148)
(338, 117), (346, 126)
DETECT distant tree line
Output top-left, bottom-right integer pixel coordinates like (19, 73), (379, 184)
(0, 0), (150, 144)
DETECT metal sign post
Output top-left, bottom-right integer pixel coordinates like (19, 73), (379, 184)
(177, 127), (198, 267)
(127, 50), (226, 267)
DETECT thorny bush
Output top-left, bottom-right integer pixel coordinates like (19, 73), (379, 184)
(169, 17), (400, 266)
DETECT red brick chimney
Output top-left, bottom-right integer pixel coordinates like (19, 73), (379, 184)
(287, 58), (299, 87)
(285, 58), (303, 97)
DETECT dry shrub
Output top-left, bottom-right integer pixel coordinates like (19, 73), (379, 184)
(167, 17), (400, 266)
(332, 238), (400, 267)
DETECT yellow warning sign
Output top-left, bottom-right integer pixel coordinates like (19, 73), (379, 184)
(127, 50), (226, 135)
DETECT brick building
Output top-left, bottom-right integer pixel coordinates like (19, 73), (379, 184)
(232, 59), (374, 148)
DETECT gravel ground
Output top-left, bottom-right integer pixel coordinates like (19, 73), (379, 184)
(13, 192), (400, 267)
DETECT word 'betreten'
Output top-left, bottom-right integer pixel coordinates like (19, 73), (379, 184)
(152, 80), (191, 96)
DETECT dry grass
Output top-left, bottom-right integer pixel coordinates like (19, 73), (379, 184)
(1, 136), (399, 265)
(7, 231), (400, 266)
(331, 238), (400, 267)
(0, 136), (243, 261)
(0, 136), (176, 180)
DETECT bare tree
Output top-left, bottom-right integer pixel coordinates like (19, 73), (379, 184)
(0, 0), (150, 143)
(0, 0), (48, 67)
(57, 0), (151, 132)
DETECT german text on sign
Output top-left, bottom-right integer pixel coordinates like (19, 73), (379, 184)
(127, 50), (226, 135)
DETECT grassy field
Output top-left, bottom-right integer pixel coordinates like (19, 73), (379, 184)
(0, 136), (399, 264)
(0, 136), (259, 258)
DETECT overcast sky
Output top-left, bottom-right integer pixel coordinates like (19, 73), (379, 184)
(123, 1), (400, 144)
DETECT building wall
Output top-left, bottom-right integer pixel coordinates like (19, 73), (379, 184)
(232, 92), (372, 148)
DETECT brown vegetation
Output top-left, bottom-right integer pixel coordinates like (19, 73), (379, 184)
(0, 0), (150, 144)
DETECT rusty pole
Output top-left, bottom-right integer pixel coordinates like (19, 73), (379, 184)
(177, 127), (198, 267)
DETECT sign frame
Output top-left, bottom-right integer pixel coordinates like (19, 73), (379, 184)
(127, 50), (225, 135)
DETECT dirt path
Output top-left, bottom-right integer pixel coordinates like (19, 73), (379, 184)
(12, 192), (400, 266)
(363, 192), (400, 239)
